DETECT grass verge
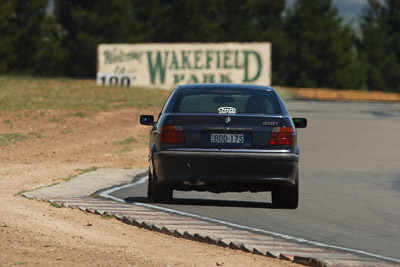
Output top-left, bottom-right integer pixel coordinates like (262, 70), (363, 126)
(0, 75), (293, 112)
(62, 166), (99, 182)
(113, 137), (137, 146)
(0, 132), (45, 146)
(0, 75), (171, 111)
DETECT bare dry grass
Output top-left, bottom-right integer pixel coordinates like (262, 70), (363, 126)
(0, 75), (171, 111)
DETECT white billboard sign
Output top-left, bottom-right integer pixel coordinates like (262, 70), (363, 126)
(97, 43), (271, 89)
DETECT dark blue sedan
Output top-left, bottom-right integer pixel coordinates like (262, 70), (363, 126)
(140, 84), (307, 208)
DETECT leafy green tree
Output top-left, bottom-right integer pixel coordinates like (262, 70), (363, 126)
(0, 0), (67, 75)
(284, 0), (366, 89)
(360, 0), (400, 92)
(34, 13), (70, 76)
(128, 0), (169, 42)
(0, 1), (18, 72)
(244, 0), (289, 85)
(55, 0), (139, 77)
(168, 0), (225, 42)
(11, 0), (49, 73)
(126, 0), (224, 43)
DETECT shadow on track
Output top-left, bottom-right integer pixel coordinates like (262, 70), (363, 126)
(124, 196), (275, 209)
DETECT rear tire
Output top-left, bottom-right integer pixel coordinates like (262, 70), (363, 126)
(148, 167), (173, 203)
(271, 171), (299, 209)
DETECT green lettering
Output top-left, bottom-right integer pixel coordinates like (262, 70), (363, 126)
(234, 50), (244, 69)
(206, 50), (213, 69)
(103, 49), (142, 64)
(216, 51), (221, 69)
(243, 51), (262, 82)
(104, 51), (113, 64)
(104, 49), (123, 65)
(181, 51), (192, 69)
(189, 74), (199, 83)
(147, 51), (169, 84)
(194, 50), (203, 69)
(174, 74), (185, 84)
(220, 74), (231, 83)
(203, 74), (215, 83)
(114, 66), (126, 74)
(169, 51), (180, 70)
(126, 51), (143, 62)
(223, 50), (233, 69)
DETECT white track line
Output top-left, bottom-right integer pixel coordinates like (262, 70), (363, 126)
(100, 175), (400, 264)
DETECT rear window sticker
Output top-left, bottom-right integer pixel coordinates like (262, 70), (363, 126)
(218, 107), (236, 114)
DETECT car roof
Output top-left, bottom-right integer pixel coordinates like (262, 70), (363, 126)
(175, 83), (275, 92)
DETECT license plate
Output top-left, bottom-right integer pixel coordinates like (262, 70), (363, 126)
(210, 133), (244, 144)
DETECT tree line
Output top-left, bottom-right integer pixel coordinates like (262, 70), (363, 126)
(1, 0), (399, 92)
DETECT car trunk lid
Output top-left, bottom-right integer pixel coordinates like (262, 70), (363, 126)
(171, 113), (283, 148)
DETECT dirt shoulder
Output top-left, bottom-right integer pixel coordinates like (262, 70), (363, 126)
(0, 108), (298, 266)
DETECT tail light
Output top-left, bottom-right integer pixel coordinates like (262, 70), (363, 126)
(160, 125), (185, 144)
(269, 126), (294, 146)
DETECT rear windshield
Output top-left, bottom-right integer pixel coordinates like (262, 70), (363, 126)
(173, 88), (282, 114)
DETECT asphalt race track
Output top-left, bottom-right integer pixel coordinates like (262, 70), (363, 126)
(112, 100), (400, 261)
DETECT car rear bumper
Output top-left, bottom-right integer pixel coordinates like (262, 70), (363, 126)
(152, 150), (299, 191)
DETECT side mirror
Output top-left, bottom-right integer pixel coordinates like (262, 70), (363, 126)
(292, 118), (307, 128)
(140, 115), (154, 126)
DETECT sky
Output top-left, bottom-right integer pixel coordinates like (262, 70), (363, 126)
(286, 0), (375, 24)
